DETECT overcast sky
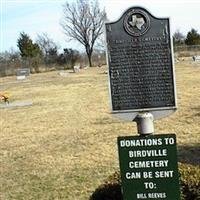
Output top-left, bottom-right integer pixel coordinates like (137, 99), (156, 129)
(1, 0), (200, 53)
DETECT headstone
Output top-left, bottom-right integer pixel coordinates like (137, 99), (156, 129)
(17, 75), (26, 80)
(0, 102), (33, 109)
(193, 55), (200, 61)
(16, 68), (30, 80)
(59, 71), (69, 77)
(118, 134), (180, 200)
(105, 7), (176, 120)
(73, 65), (80, 73)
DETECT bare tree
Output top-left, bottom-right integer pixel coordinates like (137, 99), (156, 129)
(173, 29), (185, 46)
(0, 49), (21, 77)
(36, 33), (59, 65)
(61, 0), (106, 67)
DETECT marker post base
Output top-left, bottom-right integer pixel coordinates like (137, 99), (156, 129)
(135, 113), (154, 135)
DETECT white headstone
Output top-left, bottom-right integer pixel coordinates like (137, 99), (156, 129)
(193, 56), (200, 61)
(73, 66), (80, 73)
(16, 68), (30, 80)
(59, 71), (69, 77)
(17, 75), (26, 80)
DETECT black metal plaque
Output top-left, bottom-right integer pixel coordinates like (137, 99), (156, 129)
(106, 7), (176, 112)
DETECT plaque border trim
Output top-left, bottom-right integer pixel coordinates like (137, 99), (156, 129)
(111, 106), (177, 114)
(104, 6), (170, 26)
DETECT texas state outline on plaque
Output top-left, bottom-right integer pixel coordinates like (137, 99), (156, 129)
(129, 15), (145, 30)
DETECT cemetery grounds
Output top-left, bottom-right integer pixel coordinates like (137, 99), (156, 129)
(0, 60), (200, 200)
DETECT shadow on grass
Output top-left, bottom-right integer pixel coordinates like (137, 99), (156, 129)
(90, 164), (200, 200)
(89, 183), (122, 200)
(177, 144), (200, 165)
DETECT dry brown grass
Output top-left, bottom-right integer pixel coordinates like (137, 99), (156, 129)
(0, 62), (200, 200)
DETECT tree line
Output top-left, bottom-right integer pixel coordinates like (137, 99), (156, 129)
(15, 0), (106, 69)
(16, 32), (83, 71)
(173, 28), (200, 46)
(0, 0), (106, 76)
(0, 32), (106, 76)
(1, 0), (200, 77)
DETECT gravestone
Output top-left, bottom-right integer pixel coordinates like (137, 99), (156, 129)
(73, 65), (80, 73)
(16, 68), (30, 80)
(0, 102), (33, 109)
(105, 6), (176, 121)
(193, 55), (200, 61)
(59, 70), (69, 77)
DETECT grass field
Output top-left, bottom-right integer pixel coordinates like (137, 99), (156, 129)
(0, 62), (200, 200)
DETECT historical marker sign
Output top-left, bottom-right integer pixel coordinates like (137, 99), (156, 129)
(118, 134), (180, 200)
(105, 7), (176, 113)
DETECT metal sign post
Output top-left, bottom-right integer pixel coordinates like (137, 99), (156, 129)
(135, 113), (154, 135)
